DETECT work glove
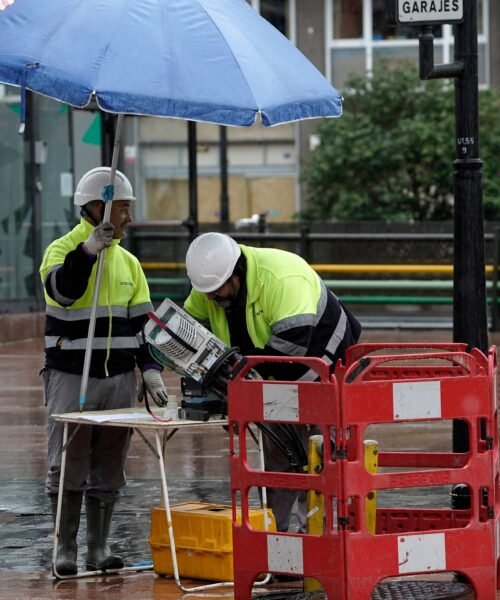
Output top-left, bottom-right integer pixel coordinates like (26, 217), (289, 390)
(83, 222), (114, 255)
(142, 369), (169, 407)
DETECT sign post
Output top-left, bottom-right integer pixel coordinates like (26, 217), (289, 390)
(449, 1), (488, 461)
(388, 0), (487, 470)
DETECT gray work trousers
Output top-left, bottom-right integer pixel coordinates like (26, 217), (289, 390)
(45, 368), (136, 501)
(262, 423), (321, 533)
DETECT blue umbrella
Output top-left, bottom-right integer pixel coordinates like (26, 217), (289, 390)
(0, 0), (342, 411)
(0, 0), (342, 129)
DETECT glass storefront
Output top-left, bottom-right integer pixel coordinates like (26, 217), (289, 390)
(0, 92), (101, 307)
(0, 99), (26, 303)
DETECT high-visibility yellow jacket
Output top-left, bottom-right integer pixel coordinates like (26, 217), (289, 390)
(40, 218), (153, 378)
(184, 244), (361, 380)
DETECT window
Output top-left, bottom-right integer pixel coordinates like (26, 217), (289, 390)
(260, 0), (290, 37)
(249, 0), (294, 41)
(333, 0), (362, 39)
(0, 84), (20, 102)
(328, 0), (489, 90)
(478, 0), (484, 34)
(331, 48), (365, 86)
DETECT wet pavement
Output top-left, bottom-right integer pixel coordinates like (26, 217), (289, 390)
(0, 331), (497, 599)
(0, 338), (236, 599)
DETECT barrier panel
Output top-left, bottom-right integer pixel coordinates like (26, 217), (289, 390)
(228, 344), (499, 599)
(228, 356), (343, 599)
(338, 343), (499, 599)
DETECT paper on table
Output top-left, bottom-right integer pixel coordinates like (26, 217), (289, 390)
(78, 412), (152, 422)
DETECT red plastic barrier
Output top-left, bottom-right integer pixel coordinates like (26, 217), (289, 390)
(228, 356), (343, 599)
(228, 345), (499, 599)
(338, 344), (499, 599)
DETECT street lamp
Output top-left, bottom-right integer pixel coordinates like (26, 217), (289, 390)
(387, 0), (487, 479)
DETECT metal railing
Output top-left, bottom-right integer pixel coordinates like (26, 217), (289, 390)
(126, 224), (500, 330)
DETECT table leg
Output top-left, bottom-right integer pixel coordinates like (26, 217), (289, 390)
(52, 421), (68, 578)
(154, 429), (181, 587)
(153, 429), (236, 593)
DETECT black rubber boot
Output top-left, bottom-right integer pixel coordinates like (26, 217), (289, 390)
(85, 495), (123, 571)
(50, 491), (82, 577)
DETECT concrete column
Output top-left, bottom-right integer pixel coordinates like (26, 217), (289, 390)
(295, 0), (328, 213)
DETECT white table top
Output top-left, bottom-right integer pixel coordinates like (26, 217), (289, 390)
(53, 407), (227, 430)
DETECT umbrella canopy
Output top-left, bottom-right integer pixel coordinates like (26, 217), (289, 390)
(0, 0), (342, 127)
(0, 0), (343, 411)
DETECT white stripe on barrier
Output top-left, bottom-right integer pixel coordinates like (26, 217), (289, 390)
(393, 380), (441, 420)
(398, 532), (446, 573)
(263, 383), (299, 421)
(267, 534), (304, 574)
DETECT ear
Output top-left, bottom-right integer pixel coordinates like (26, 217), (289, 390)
(82, 201), (102, 226)
(232, 274), (242, 294)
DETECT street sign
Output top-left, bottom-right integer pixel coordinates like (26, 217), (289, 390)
(398, 0), (463, 24)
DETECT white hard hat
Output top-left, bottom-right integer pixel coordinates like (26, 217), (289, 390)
(74, 167), (135, 206)
(186, 233), (241, 293)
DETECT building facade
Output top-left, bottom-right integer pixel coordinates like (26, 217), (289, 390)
(135, 0), (494, 223)
(0, 0), (496, 307)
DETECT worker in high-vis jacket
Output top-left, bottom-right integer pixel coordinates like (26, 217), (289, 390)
(39, 167), (168, 577)
(184, 232), (361, 532)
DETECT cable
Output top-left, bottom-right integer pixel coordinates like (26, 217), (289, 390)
(253, 422), (304, 472)
(277, 423), (309, 469)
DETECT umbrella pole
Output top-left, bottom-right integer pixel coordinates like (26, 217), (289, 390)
(78, 114), (125, 411)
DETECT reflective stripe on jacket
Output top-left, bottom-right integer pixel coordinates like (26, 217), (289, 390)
(39, 218), (153, 378)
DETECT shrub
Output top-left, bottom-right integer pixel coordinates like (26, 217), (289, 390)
(301, 63), (500, 221)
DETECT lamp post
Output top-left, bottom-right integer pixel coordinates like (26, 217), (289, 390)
(388, 0), (487, 461)
(451, 1), (488, 357)
(451, 0), (488, 455)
